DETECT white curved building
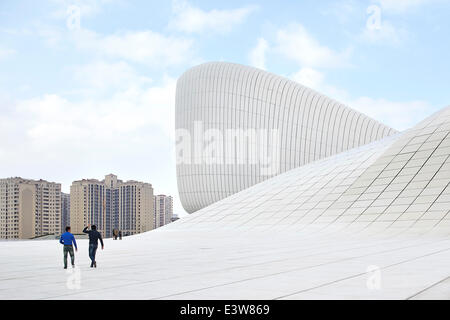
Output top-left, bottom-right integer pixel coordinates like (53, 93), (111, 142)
(174, 63), (450, 236)
(176, 62), (397, 213)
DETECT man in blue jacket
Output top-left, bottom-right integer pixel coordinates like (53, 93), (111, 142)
(59, 226), (78, 269)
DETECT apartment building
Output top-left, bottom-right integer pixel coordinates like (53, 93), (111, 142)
(70, 174), (154, 237)
(61, 192), (70, 233)
(70, 178), (105, 235)
(0, 177), (61, 239)
(119, 180), (154, 236)
(154, 195), (173, 228)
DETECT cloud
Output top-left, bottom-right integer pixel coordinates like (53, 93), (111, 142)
(72, 29), (195, 68)
(348, 97), (436, 131)
(274, 23), (352, 69)
(290, 67), (324, 89)
(289, 67), (349, 102)
(72, 61), (153, 93)
(24, 20), (196, 68)
(248, 38), (268, 70)
(12, 79), (175, 149)
(169, 0), (258, 34)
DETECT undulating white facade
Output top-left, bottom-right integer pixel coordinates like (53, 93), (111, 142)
(176, 62), (397, 213)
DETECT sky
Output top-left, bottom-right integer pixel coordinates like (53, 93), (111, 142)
(0, 0), (449, 216)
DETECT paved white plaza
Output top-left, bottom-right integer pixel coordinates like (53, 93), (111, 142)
(0, 227), (449, 300)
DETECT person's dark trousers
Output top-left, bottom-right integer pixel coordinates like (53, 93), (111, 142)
(63, 245), (75, 268)
(89, 244), (98, 267)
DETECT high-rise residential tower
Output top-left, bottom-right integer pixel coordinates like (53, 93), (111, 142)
(61, 192), (70, 233)
(0, 177), (61, 239)
(119, 180), (154, 235)
(154, 195), (173, 228)
(70, 174), (154, 237)
(70, 178), (105, 235)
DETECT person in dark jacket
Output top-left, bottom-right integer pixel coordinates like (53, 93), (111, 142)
(60, 226), (78, 269)
(82, 224), (104, 268)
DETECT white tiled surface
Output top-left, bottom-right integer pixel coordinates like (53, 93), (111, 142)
(0, 230), (448, 300)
